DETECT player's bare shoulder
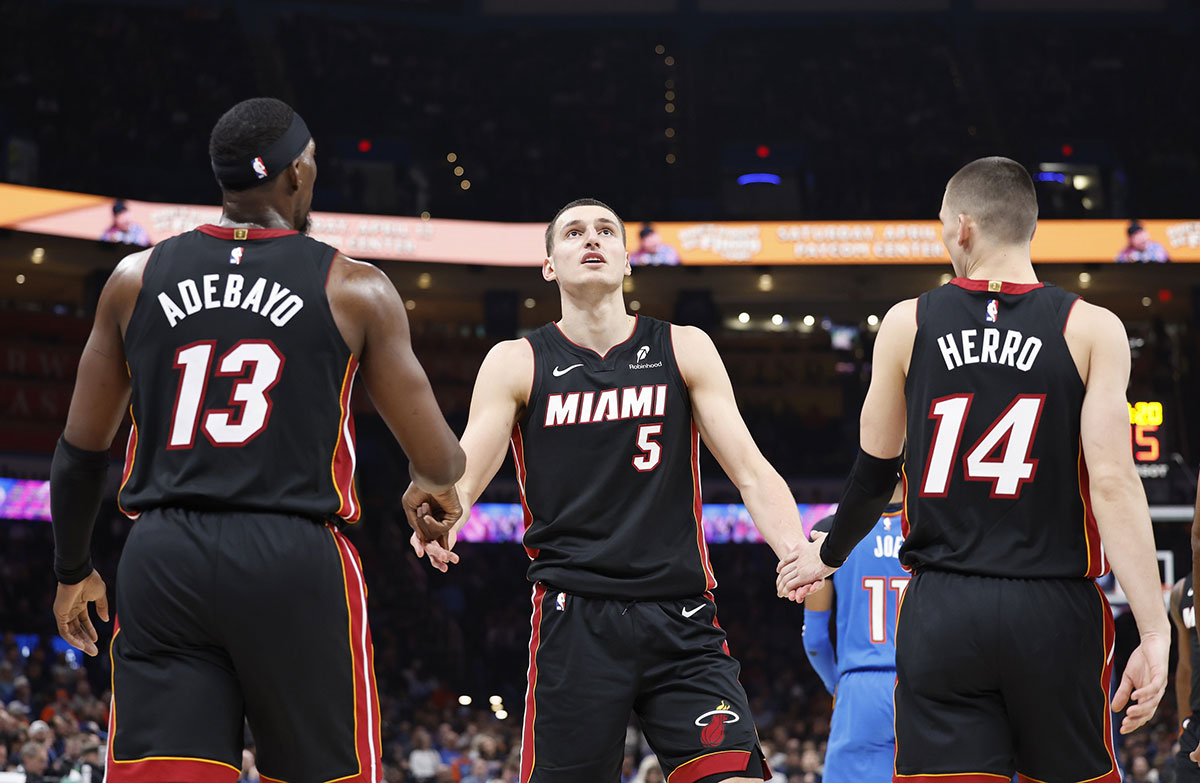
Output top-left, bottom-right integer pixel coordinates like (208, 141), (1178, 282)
(107, 247), (154, 334)
(324, 252), (405, 356)
(876, 297), (919, 375)
(478, 337), (536, 406)
(1062, 298), (1128, 385)
(325, 252), (393, 304)
(668, 323), (722, 386)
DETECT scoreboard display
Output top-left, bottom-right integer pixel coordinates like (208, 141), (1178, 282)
(1129, 401), (1163, 464)
(1128, 400), (1173, 483)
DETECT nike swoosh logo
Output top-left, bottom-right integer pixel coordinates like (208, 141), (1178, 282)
(682, 605), (704, 618)
(552, 363), (584, 377)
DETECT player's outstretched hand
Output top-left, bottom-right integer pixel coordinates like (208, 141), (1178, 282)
(53, 570), (109, 657)
(403, 482), (464, 542)
(409, 529), (460, 573)
(776, 531), (836, 603)
(1113, 629), (1168, 735)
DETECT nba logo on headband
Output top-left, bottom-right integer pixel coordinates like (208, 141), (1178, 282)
(985, 299), (998, 323)
(252, 157), (268, 180)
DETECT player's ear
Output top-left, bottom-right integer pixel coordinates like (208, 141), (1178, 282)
(624, 253), (632, 277)
(286, 157), (302, 193)
(542, 256), (556, 282)
(956, 213), (971, 248)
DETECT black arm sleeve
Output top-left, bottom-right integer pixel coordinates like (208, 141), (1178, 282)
(50, 436), (110, 584)
(818, 448), (901, 568)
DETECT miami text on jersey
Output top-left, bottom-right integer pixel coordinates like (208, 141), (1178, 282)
(157, 273), (305, 328)
(544, 385), (668, 427)
(936, 328), (1042, 372)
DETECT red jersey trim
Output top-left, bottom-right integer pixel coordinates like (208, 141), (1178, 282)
(196, 224), (298, 240)
(117, 407), (141, 520)
(520, 583), (547, 783)
(1076, 443), (1108, 578)
(552, 314), (639, 360)
(895, 775), (1011, 783)
(1062, 297), (1081, 334)
(331, 357), (361, 522)
(107, 624), (240, 783)
(667, 750), (752, 783)
(949, 278), (1044, 295)
(689, 421), (717, 592)
(510, 425), (539, 560)
(328, 527), (381, 783)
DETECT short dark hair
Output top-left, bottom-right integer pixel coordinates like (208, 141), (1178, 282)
(545, 198), (625, 255)
(944, 157), (1038, 245)
(1127, 221), (1145, 236)
(209, 98), (295, 192)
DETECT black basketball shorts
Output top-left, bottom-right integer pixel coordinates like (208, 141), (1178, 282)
(893, 570), (1119, 783)
(1175, 717), (1200, 782)
(106, 508), (381, 783)
(518, 584), (769, 783)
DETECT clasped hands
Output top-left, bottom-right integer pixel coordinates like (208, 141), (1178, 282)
(775, 531), (836, 603)
(403, 483), (465, 573)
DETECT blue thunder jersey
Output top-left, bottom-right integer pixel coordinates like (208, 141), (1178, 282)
(812, 503), (907, 676)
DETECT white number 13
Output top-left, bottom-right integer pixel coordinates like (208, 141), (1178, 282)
(169, 340), (284, 449)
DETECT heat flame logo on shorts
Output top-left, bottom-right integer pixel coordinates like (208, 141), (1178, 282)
(252, 156), (269, 179)
(695, 700), (739, 748)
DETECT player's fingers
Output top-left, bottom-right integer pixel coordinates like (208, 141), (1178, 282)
(409, 532), (427, 557)
(1132, 672), (1167, 702)
(1121, 711), (1150, 735)
(95, 590), (110, 623)
(1110, 672), (1133, 712)
(82, 611), (98, 643)
(419, 514), (453, 540)
(61, 620), (96, 657)
(402, 503), (422, 532)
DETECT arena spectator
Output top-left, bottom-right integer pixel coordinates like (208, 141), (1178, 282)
(98, 200), (150, 246)
(1116, 222), (1170, 263)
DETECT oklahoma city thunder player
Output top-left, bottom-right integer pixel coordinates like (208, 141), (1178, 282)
(803, 483), (905, 781)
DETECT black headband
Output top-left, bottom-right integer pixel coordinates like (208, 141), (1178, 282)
(211, 111), (311, 189)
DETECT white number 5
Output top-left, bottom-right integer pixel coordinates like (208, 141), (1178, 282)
(633, 423), (663, 472)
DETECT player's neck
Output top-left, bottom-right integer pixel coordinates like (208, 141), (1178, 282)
(218, 194), (295, 231)
(960, 246), (1038, 284)
(556, 292), (635, 354)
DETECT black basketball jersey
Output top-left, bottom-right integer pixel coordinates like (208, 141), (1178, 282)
(514, 315), (714, 600)
(118, 225), (361, 522)
(900, 278), (1106, 578)
(1182, 574), (1200, 717)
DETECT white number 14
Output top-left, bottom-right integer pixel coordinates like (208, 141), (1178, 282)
(921, 394), (1045, 499)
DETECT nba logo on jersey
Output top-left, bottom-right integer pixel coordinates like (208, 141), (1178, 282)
(252, 156), (268, 179)
(556, 592), (567, 612)
(985, 299), (999, 323)
(229, 247), (244, 265)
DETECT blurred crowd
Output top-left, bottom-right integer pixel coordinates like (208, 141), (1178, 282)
(0, 514), (1190, 783)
